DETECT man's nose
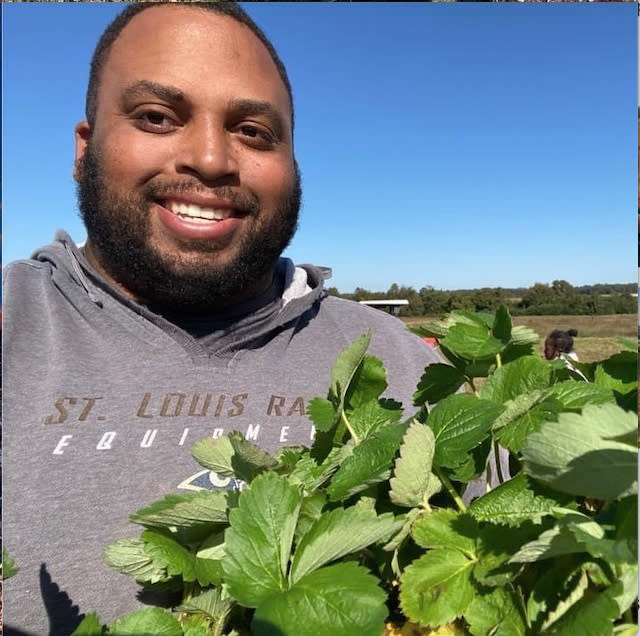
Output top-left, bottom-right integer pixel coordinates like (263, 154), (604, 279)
(175, 117), (239, 183)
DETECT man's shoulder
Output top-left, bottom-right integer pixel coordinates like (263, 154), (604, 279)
(316, 295), (442, 363)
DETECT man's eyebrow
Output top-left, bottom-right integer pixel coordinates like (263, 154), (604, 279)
(121, 80), (186, 104)
(229, 99), (287, 138)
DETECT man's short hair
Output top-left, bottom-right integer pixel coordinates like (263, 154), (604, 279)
(85, 1), (294, 129)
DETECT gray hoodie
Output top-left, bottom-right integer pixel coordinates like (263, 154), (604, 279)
(2, 231), (441, 635)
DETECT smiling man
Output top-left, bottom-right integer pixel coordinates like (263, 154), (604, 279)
(2, 3), (440, 634)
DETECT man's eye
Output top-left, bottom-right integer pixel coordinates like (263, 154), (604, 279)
(237, 124), (276, 147)
(135, 111), (177, 132)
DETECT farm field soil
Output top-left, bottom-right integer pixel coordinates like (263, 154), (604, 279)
(403, 313), (637, 363)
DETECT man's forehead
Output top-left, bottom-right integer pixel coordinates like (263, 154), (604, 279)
(99, 5), (291, 116)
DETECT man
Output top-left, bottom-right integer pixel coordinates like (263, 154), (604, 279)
(2, 3), (440, 634)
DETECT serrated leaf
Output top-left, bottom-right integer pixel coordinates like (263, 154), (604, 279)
(349, 399), (403, 441)
(307, 397), (337, 432)
(468, 473), (571, 526)
(109, 607), (182, 635)
(543, 578), (620, 635)
(176, 586), (233, 621)
(521, 404), (638, 499)
(473, 521), (540, 587)
(548, 380), (615, 409)
(226, 431), (279, 482)
(509, 513), (600, 563)
(492, 304), (512, 344)
(253, 562), (387, 636)
(464, 586), (526, 636)
(428, 394), (503, 469)
(294, 492), (327, 541)
(384, 507), (423, 552)
(104, 538), (167, 583)
(330, 331), (372, 399)
(411, 509), (477, 556)
(142, 529), (197, 581)
(441, 323), (505, 360)
(400, 548), (475, 627)
(480, 356), (551, 403)
(510, 325), (540, 346)
(389, 421), (441, 508)
(223, 472), (302, 606)
(413, 364), (466, 406)
(130, 490), (228, 529)
(291, 505), (398, 583)
(493, 391), (561, 452)
(69, 612), (104, 636)
(191, 435), (235, 476)
(346, 354), (388, 408)
(327, 422), (409, 501)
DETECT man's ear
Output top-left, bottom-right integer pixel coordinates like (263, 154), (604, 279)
(73, 121), (92, 182)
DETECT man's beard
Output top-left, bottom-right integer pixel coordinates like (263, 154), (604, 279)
(76, 141), (301, 313)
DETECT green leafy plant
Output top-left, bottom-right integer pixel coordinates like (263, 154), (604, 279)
(68, 306), (636, 635)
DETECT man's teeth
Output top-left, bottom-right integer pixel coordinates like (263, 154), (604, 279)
(168, 202), (232, 222)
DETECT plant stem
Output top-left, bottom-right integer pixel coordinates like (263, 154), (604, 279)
(341, 410), (360, 445)
(434, 466), (467, 513)
(496, 352), (503, 369)
(468, 377), (480, 398)
(493, 440), (505, 484)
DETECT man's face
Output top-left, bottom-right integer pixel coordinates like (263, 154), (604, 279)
(543, 338), (556, 360)
(75, 6), (300, 311)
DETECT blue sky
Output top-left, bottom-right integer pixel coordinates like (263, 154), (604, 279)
(3, 2), (637, 293)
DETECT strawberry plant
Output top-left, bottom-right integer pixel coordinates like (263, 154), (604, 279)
(70, 306), (637, 635)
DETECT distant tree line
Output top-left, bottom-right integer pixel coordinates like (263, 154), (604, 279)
(326, 280), (637, 317)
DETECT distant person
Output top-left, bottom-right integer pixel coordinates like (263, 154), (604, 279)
(1, 4), (443, 633)
(543, 328), (579, 361)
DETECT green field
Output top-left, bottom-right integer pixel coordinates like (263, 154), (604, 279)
(403, 313), (637, 363)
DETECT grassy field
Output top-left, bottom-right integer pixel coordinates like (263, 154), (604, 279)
(403, 313), (637, 363)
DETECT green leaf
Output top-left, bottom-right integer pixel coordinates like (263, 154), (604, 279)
(327, 422), (409, 501)
(307, 397), (337, 432)
(510, 513), (601, 563)
(109, 607), (182, 635)
(616, 337), (637, 351)
(543, 580), (621, 636)
(69, 613), (104, 636)
(389, 421), (441, 508)
(413, 364), (466, 406)
(428, 394), (503, 469)
(349, 399), (403, 441)
(346, 354), (388, 409)
(129, 490), (228, 529)
(464, 587), (526, 636)
(412, 509), (477, 556)
(492, 304), (512, 344)
(228, 431), (279, 482)
(104, 538), (167, 583)
(400, 548), (476, 627)
(223, 471), (302, 607)
(330, 331), (372, 401)
(294, 492), (327, 541)
(142, 529), (197, 581)
(291, 505), (398, 583)
(493, 391), (560, 453)
(2, 547), (19, 580)
(468, 473), (571, 526)
(479, 356), (551, 403)
(510, 325), (540, 347)
(191, 435), (235, 476)
(548, 380), (615, 410)
(176, 586), (233, 622)
(252, 562), (387, 636)
(441, 323), (505, 360)
(521, 404), (638, 499)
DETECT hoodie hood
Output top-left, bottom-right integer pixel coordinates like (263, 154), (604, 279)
(31, 230), (328, 357)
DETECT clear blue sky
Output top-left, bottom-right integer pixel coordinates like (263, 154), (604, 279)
(3, 2), (637, 293)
